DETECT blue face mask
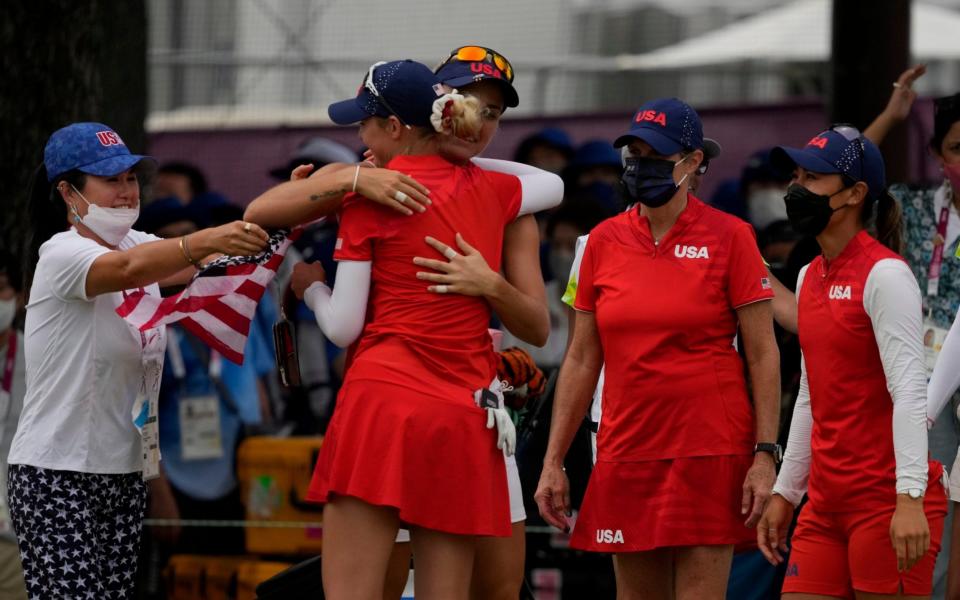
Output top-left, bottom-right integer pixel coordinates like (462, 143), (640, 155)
(621, 156), (688, 208)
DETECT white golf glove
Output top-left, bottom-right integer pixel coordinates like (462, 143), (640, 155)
(475, 378), (516, 457)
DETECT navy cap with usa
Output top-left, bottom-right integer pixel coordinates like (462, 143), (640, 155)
(771, 125), (886, 199)
(328, 60), (446, 129)
(613, 98), (705, 156)
(44, 122), (155, 182)
(435, 45), (519, 108)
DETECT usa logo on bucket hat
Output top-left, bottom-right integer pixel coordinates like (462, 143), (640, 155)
(44, 122), (154, 182)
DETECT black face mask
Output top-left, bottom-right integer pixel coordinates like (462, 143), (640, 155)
(621, 156), (688, 208)
(783, 183), (847, 236)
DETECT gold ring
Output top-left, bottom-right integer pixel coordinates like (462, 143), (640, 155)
(243, 222), (252, 233)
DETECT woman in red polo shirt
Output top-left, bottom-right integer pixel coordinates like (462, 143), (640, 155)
(758, 126), (947, 598)
(535, 98), (781, 598)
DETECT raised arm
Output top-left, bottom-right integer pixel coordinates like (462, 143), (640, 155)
(470, 158), (564, 215)
(244, 163), (433, 228)
(86, 221), (269, 298)
(863, 65), (926, 146)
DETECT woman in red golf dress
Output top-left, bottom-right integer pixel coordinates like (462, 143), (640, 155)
(244, 59), (558, 600)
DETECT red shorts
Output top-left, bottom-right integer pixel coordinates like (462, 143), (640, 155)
(570, 454), (755, 552)
(782, 468), (948, 598)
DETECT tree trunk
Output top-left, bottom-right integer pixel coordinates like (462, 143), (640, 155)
(0, 0), (147, 259)
(830, 0), (910, 183)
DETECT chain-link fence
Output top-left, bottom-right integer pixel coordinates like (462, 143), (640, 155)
(146, 0), (959, 129)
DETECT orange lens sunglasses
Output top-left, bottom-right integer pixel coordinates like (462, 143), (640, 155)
(442, 46), (514, 82)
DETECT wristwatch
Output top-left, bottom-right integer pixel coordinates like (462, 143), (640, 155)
(754, 442), (783, 464)
(902, 488), (924, 499)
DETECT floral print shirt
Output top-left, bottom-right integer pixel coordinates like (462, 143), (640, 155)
(894, 180), (958, 329)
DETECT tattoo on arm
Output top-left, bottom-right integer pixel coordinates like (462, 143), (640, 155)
(309, 187), (346, 202)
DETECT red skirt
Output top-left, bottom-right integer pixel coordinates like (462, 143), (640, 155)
(570, 454), (755, 552)
(306, 377), (511, 536)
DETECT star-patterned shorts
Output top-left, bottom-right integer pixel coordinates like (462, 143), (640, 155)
(6, 464), (146, 600)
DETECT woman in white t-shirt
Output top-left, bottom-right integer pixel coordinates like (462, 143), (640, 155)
(5, 122), (269, 599)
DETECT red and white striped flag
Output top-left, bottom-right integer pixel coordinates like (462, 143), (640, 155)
(117, 227), (301, 364)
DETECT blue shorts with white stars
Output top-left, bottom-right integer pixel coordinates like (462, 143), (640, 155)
(6, 464), (146, 600)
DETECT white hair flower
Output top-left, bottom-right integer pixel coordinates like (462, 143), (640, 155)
(430, 91), (465, 134)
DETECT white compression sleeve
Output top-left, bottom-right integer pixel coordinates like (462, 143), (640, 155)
(927, 306), (960, 426)
(302, 260), (371, 348)
(772, 265), (811, 506)
(773, 356), (812, 507)
(864, 258), (929, 493)
(470, 157), (564, 216)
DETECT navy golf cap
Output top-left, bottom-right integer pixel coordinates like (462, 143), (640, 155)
(435, 50), (519, 108)
(771, 126), (886, 198)
(613, 98), (705, 155)
(328, 60), (446, 128)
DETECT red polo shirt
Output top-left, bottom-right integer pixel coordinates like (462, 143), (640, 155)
(575, 196), (773, 461)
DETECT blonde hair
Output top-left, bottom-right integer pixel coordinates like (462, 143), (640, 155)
(431, 93), (483, 140)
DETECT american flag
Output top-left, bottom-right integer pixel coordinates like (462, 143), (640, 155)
(116, 228), (300, 364)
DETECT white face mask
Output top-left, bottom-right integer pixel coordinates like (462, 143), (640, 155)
(0, 298), (15, 332)
(68, 184), (139, 246)
(747, 187), (789, 231)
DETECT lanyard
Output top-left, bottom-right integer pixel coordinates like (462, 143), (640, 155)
(166, 328), (221, 381)
(2, 331), (16, 395)
(927, 203), (951, 298)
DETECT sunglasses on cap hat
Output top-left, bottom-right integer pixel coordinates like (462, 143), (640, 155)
(438, 46), (514, 83)
(830, 123), (865, 176)
(363, 61), (412, 129)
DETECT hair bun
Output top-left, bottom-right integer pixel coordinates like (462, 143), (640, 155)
(430, 92), (464, 134)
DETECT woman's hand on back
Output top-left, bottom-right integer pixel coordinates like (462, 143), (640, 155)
(304, 154), (428, 216)
(354, 166), (432, 216)
(413, 233), (501, 296)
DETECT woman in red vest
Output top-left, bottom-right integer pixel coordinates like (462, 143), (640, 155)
(758, 125), (948, 599)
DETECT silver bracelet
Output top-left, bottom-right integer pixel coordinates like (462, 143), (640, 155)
(351, 164), (361, 193)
